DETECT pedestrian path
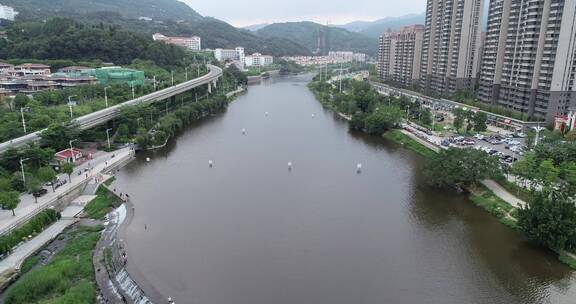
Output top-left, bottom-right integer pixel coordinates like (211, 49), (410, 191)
(481, 179), (527, 209)
(0, 218), (76, 286)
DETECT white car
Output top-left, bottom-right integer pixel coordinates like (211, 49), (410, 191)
(474, 134), (485, 140)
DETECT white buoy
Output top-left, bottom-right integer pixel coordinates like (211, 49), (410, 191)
(242, 128), (246, 135)
(265, 111), (269, 116)
(288, 162), (293, 170)
(312, 114), (315, 118)
(357, 163), (362, 173)
(146, 157), (150, 162)
(208, 160), (213, 167)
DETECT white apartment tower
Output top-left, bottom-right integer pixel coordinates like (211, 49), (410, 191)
(420, 0), (484, 96)
(478, 0), (576, 122)
(377, 25), (424, 86)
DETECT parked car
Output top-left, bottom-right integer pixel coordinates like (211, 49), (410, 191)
(33, 188), (48, 198)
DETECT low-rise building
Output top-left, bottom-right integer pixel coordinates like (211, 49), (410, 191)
(0, 4), (17, 21)
(214, 48), (239, 62)
(244, 53), (273, 67)
(152, 33), (201, 51)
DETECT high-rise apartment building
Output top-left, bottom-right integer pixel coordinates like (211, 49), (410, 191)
(478, 0), (576, 122)
(377, 25), (424, 86)
(420, 0), (484, 96)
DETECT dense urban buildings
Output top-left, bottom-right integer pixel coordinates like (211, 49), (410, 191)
(420, 0), (484, 96)
(282, 52), (368, 66)
(152, 33), (202, 51)
(478, 0), (576, 122)
(214, 48), (240, 62)
(377, 25), (424, 86)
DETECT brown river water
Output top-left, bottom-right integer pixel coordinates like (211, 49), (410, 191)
(114, 74), (576, 304)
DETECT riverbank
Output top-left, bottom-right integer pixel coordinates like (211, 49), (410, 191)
(307, 78), (576, 270)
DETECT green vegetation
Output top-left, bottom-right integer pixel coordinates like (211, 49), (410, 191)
(0, 209), (60, 256)
(19, 255), (41, 274)
(518, 190), (576, 252)
(425, 148), (502, 188)
(451, 90), (536, 121)
(0, 191), (20, 216)
(469, 185), (517, 229)
(383, 130), (437, 158)
(559, 252), (576, 269)
(84, 187), (121, 220)
(4, 225), (102, 304)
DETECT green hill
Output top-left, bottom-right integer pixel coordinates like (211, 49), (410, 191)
(1, 0), (312, 57)
(255, 22), (378, 56)
(1, 0), (203, 21)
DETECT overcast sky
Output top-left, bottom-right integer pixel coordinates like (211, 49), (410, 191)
(180, 0), (426, 27)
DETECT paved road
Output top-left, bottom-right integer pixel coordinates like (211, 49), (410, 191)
(481, 179), (527, 208)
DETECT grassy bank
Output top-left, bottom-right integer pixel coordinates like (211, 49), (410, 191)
(468, 184), (518, 229)
(4, 225), (103, 304)
(84, 186), (121, 220)
(383, 130), (437, 158)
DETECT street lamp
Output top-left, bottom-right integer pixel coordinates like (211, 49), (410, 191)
(68, 95), (77, 118)
(69, 139), (78, 163)
(19, 157), (30, 186)
(533, 124), (545, 147)
(185, 66), (189, 81)
(20, 107), (28, 133)
(106, 128), (113, 150)
(104, 86), (110, 107)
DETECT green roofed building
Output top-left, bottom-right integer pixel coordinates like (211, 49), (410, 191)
(95, 67), (145, 86)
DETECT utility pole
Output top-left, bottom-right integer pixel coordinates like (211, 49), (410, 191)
(153, 76), (157, 91)
(533, 124), (545, 147)
(20, 157), (29, 186)
(106, 128), (113, 150)
(130, 82), (135, 99)
(171, 70), (174, 86)
(20, 107), (27, 133)
(69, 139), (78, 163)
(185, 67), (189, 81)
(339, 62), (343, 93)
(68, 95), (77, 118)
(104, 86), (110, 107)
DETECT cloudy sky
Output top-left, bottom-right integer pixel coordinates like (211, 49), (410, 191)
(181, 0), (426, 27)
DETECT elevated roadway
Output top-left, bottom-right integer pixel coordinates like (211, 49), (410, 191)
(0, 65), (222, 153)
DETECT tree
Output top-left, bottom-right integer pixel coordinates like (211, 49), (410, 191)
(536, 159), (559, 187)
(26, 178), (42, 204)
(518, 190), (576, 251)
(13, 94), (30, 110)
(473, 112), (488, 132)
(511, 152), (538, 189)
(364, 106), (402, 135)
(40, 123), (80, 151)
(0, 191), (20, 216)
(426, 148), (502, 187)
(37, 166), (57, 192)
(349, 113), (367, 131)
(61, 162), (74, 183)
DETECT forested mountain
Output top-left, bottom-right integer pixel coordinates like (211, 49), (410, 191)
(1, 0), (203, 22)
(0, 18), (186, 67)
(255, 22), (378, 56)
(336, 13), (426, 38)
(0, 0), (311, 56)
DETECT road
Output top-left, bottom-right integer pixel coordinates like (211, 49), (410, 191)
(0, 65), (223, 154)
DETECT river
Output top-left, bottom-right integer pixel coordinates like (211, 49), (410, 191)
(114, 74), (576, 304)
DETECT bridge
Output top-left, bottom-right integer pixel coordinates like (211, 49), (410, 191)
(0, 64), (223, 154)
